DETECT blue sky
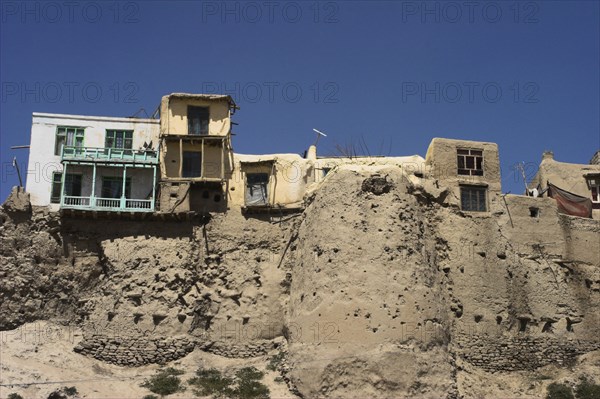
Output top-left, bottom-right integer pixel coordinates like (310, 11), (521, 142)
(1, 0), (599, 200)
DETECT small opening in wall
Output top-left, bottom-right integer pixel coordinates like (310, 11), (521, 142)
(170, 193), (178, 198)
(474, 315), (483, 323)
(529, 207), (540, 218)
(542, 321), (554, 333)
(566, 318), (574, 332)
(496, 316), (503, 325)
(519, 318), (528, 332)
(414, 172), (424, 178)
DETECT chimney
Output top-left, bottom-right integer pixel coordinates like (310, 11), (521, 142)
(306, 144), (317, 161)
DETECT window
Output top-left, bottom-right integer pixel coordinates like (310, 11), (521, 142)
(105, 130), (133, 152)
(188, 106), (209, 135)
(55, 127), (84, 155)
(101, 177), (131, 199)
(50, 172), (62, 203)
(587, 176), (600, 203)
(182, 152), (202, 177)
(457, 148), (483, 176)
(245, 173), (269, 206)
(52, 173), (82, 200)
(460, 186), (487, 212)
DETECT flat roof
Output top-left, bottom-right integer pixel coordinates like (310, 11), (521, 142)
(32, 112), (159, 124)
(165, 93), (238, 109)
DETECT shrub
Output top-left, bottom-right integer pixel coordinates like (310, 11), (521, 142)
(8, 394), (24, 399)
(266, 352), (285, 371)
(575, 377), (600, 399)
(236, 367), (265, 381)
(232, 367), (270, 399)
(63, 386), (78, 396)
(141, 368), (186, 397)
(188, 368), (234, 397)
(142, 396), (159, 399)
(547, 382), (574, 399)
(189, 366), (270, 399)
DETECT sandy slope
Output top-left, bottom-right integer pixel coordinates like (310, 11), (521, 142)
(0, 321), (296, 399)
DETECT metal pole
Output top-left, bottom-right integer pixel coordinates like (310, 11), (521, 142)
(12, 157), (23, 187)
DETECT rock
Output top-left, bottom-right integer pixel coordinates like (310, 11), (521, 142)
(2, 186), (31, 213)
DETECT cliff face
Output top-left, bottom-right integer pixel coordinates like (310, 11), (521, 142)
(1, 166), (599, 398)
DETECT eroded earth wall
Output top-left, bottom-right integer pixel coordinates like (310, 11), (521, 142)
(1, 163), (599, 399)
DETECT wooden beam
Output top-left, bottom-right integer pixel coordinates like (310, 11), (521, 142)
(201, 138), (205, 179)
(179, 138), (183, 177)
(220, 141), (224, 180)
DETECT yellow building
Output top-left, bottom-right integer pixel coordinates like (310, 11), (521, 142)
(158, 93), (238, 213)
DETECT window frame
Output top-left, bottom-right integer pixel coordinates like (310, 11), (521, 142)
(245, 172), (270, 206)
(182, 151), (202, 177)
(187, 106), (210, 136)
(50, 172), (63, 203)
(460, 185), (488, 212)
(587, 176), (600, 203)
(55, 126), (85, 155)
(105, 130), (134, 152)
(457, 148), (484, 176)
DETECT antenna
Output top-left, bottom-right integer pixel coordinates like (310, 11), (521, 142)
(312, 128), (327, 146)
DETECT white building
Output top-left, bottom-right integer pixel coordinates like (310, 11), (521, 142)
(26, 113), (160, 212)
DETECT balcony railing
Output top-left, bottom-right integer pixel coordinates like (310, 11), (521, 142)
(61, 146), (158, 164)
(61, 196), (154, 212)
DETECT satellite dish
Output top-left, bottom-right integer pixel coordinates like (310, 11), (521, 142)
(312, 128), (327, 145)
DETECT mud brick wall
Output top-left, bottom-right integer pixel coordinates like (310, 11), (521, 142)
(73, 335), (196, 366)
(455, 334), (600, 372)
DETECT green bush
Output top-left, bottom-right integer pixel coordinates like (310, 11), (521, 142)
(547, 382), (574, 399)
(63, 386), (78, 396)
(8, 393), (24, 399)
(188, 367), (234, 397)
(232, 367), (270, 399)
(575, 377), (600, 399)
(141, 368), (186, 397)
(189, 366), (270, 399)
(236, 367), (265, 381)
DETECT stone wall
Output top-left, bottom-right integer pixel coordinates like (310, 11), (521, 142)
(73, 335), (196, 366)
(454, 333), (600, 372)
(73, 335), (276, 366)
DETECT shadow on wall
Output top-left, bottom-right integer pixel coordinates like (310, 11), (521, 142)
(61, 217), (198, 241)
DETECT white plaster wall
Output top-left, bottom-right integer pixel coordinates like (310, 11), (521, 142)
(26, 113), (160, 206)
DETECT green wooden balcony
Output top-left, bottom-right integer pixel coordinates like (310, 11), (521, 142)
(61, 146), (158, 164)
